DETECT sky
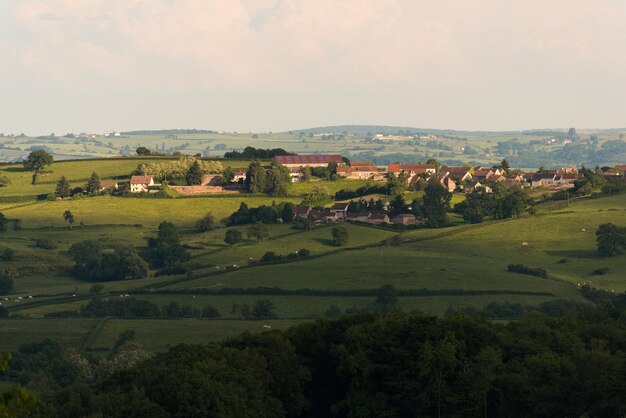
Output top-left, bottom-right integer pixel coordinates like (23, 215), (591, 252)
(1, 0), (626, 135)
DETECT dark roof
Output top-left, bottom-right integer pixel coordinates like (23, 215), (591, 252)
(275, 155), (343, 165)
(330, 202), (350, 211)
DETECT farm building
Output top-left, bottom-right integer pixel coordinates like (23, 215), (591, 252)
(99, 180), (118, 191)
(329, 202), (350, 220)
(387, 163), (436, 176)
(130, 175), (155, 193)
(392, 214), (417, 225)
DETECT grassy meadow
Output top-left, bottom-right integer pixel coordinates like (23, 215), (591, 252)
(1, 154), (626, 355)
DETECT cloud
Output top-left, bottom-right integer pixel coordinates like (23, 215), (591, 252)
(2, 0), (626, 132)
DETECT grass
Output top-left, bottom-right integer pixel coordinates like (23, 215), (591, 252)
(1, 195), (302, 228)
(0, 157), (251, 198)
(0, 318), (99, 352)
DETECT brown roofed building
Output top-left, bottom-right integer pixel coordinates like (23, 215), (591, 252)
(130, 175), (155, 193)
(99, 180), (118, 191)
(388, 163), (436, 175)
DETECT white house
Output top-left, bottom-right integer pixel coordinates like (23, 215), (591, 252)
(130, 175), (155, 193)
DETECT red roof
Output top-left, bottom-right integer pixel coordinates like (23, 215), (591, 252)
(130, 175), (153, 184)
(350, 162), (376, 168)
(100, 180), (118, 188)
(275, 155), (344, 165)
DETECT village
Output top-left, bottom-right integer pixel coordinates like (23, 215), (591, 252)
(95, 153), (626, 228)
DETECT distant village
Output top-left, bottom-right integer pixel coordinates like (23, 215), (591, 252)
(107, 153), (626, 228)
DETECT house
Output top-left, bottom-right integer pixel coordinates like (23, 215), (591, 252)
(387, 163), (437, 176)
(557, 167), (578, 175)
(366, 214), (391, 224)
(232, 171), (246, 182)
(440, 177), (457, 192)
(346, 213), (371, 223)
(99, 180), (118, 191)
(392, 214), (417, 225)
(472, 168), (495, 182)
(292, 205), (312, 219)
(530, 172), (557, 188)
(441, 166), (473, 182)
(312, 209), (338, 223)
(329, 202), (350, 220)
(336, 162), (382, 180)
(464, 181), (492, 193)
(130, 175), (155, 193)
(554, 173), (582, 188)
(274, 155), (344, 169)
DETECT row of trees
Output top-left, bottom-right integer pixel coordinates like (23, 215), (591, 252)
(245, 161), (292, 196)
(454, 183), (532, 223)
(137, 156), (222, 182)
(67, 241), (147, 282)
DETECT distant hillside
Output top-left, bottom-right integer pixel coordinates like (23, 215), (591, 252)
(121, 129), (218, 135)
(293, 125), (556, 136)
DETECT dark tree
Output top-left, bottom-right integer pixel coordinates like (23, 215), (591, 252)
(0, 213), (8, 232)
(281, 202), (294, 223)
(55, 176), (71, 198)
(252, 299), (277, 318)
(23, 149), (53, 171)
(0, 272), (14, 295)
(136, 146), (151, 156)
(247, 223), (269, 241)
(596, 223), (626, 257)
(185, 161), (203, 185)
(246, 161), (267, 193)
(63, 210), (75, 229)
(86, 172), (101, 195)
(374, 284), (399, 313)
(331, 226), (349, 246)
(224, 229), (243, 246)
(421, 180), (452, 227)
(195, 212), (217, 233)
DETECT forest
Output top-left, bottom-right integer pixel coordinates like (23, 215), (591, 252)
(4, 301), (626, 417)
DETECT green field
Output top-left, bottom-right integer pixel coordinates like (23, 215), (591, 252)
(2, 154), (626, 355)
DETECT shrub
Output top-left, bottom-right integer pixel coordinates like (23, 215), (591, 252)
(507, 263), (548, 278)
(261, 252), (283, 263)
(0, 176), (10, 187)
(224, 229), (243, 246)
(331, 226), (349, 246)
(325, 304), (341, 318)
(0, 273), (14, 295)
(0, 306), (8, 318)
(36, 238), (57, 250)
(195, 212), (218, 232)
(1, 248), (14, 261)
(155, 264), (188, 277)
(592, 267), (610, 276)
(201, 305), (221, 318)
(297, 248), (310, 257)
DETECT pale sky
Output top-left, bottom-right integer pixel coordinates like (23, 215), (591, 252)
(1, 0), (626, 135)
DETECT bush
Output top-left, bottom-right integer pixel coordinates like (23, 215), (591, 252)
(1, 248), (14, 261)
(155, 264), (188, 277)
(331, 226), (349, 246)
(297, 248), (310, 257)
(0, 306), (8, 318)
(224, 229), (243, 246)
(507, 263), (548, 278)
(592, 267), (610, 276)
(261, 252), (283, 263)
(35, 238), (57, 250)
(0, 176), (10, 187)
(325, 304), (341, 318)
(195, 212), (218, 233)
(0, 273), (14, 295)
(201, 305), (221, 318)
